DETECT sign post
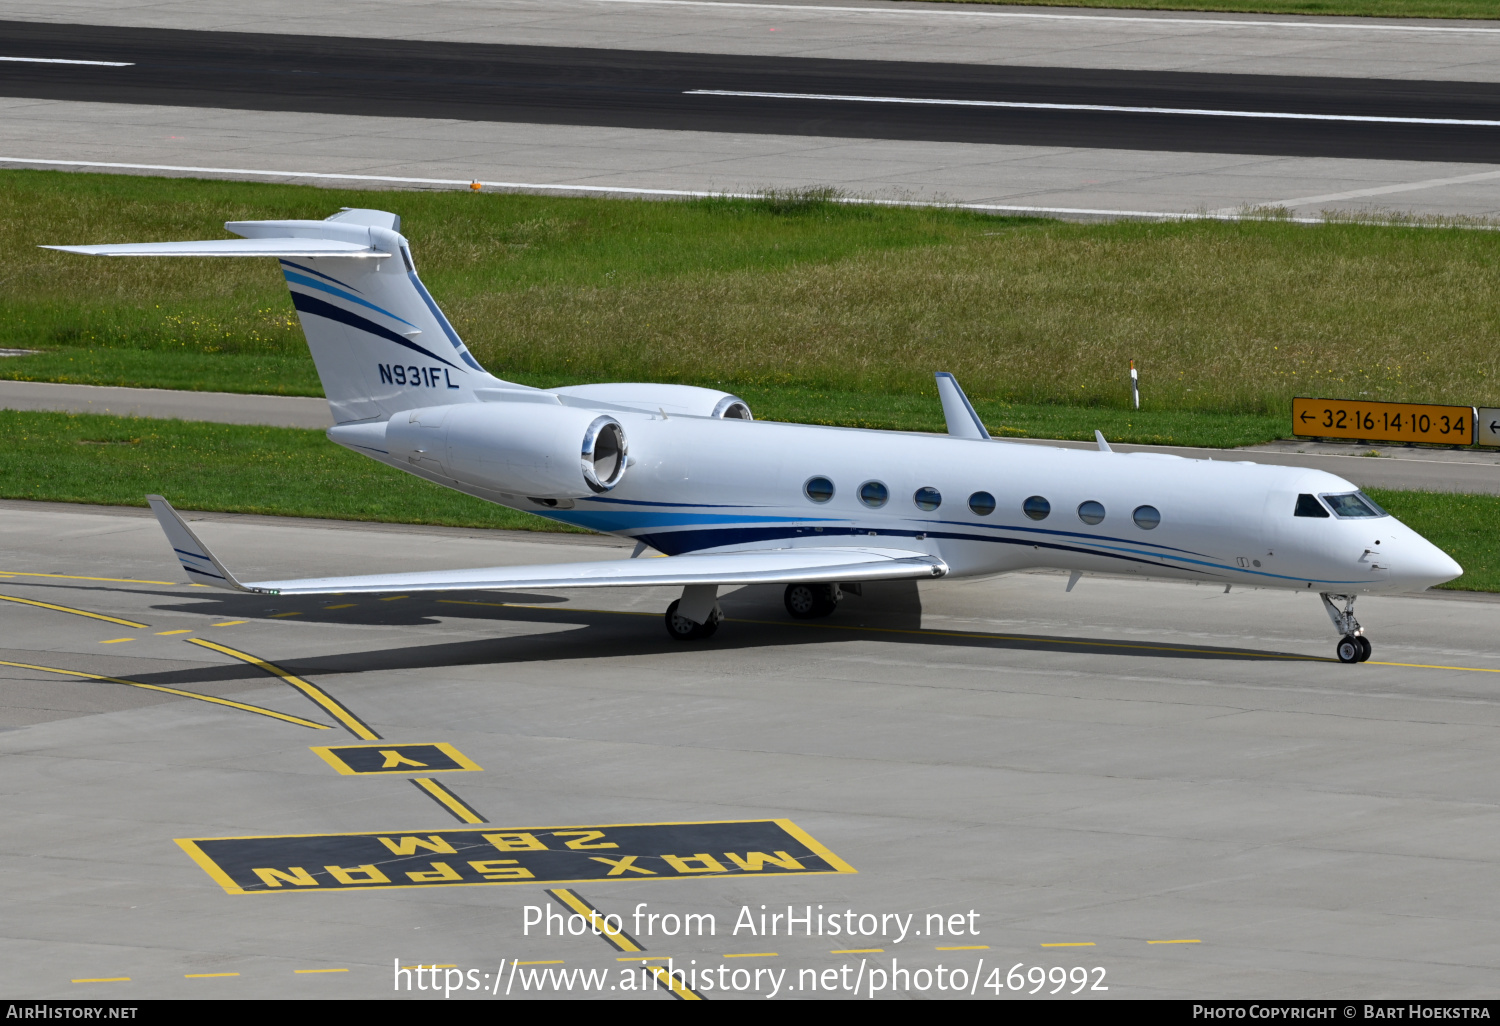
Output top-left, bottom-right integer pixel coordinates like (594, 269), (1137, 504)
(1292, 397), (1475, 446)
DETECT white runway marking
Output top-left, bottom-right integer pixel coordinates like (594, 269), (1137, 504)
(1262, 167), (1500, 209)
(586, 0), (1500, 34)
(686, 89), (1500, 128)
(0, 155), (1210, 220)
(6, 156), (1486, 229)
(0, 57), (133, 66)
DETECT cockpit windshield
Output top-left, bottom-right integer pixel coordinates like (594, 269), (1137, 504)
(1323, 491), (1387, 519)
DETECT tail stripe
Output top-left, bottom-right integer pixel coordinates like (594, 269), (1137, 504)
(289, 293), (459, 370)
(406, 271), (485, 371)
(278, 259), (363, 293)
(283, 271), (419, 329)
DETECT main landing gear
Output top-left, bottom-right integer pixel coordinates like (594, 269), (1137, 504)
(664, 584), (721, 641)
(663, 582), (851, 640)
(1322, 593), (1372, 663)
(784, 583), (841, 619)
(665, 598), (720, 641)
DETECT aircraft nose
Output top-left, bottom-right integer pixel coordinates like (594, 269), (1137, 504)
(1394, 536), (1463, 591)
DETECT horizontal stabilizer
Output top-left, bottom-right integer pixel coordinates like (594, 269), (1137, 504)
(143, 498), (947, 595)
(41, 238), (390, 258)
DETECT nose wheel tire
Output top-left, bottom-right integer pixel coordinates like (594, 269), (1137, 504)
(784, 583), (840, 619)
(665, 599), (719, 641)
(1337, 635), (1372, 663)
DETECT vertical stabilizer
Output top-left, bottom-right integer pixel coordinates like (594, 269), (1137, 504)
(45, 209), (517, 424)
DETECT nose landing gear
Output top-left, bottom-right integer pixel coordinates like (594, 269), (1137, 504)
(1322, 593), (1372, 663)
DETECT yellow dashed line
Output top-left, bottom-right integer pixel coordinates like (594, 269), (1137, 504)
(72, 977), (129, 983)
(294, 968), (348, 974)
(379, 595), (409, 601)
(185, 972), (240, 978)
(268, 611), (302, 618)
(99, 638), (135, 644)
(401, 964), (456, 970)
(724, 952), (779, 958)
(517, 961), (565, 966)
(619, 956), (673, 962)
(323, 603), (357, 610)
(936, 945), (989, 951)
(831, 948), (883, 954)
(155, 629), (192, 635)
(1147, 939), (1202, 945)
(1041, 942), (1095, 948)
(212, 620), (246, 626)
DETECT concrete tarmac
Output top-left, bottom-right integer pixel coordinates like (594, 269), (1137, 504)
(2, 500), (1499, 999)
(0, 380), (333, 429)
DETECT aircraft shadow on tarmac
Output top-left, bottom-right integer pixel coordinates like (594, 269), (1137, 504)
(117, 580), (1324, 694)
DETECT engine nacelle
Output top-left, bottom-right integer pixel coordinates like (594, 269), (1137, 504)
(551, 383), (751, 420)
(385, 402), (628, 498)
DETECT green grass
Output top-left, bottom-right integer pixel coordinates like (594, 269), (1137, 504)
(5, 170), (1500, 445)
(1, 411), (1491, 591)
(916, 0), (1500, 19)
(1367, 489), (1500, 593)
(0, 411), (574, 533)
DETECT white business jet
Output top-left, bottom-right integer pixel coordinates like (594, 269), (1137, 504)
(49, 208), (1461, 662)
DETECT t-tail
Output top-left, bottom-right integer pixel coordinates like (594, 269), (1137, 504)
(44, 208), (511, 423)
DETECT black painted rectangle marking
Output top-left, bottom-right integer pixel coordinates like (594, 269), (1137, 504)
(176, 819), (855, 894)
(311, 742), (481, 775)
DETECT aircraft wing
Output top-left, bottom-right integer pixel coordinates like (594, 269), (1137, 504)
(148, 496), (946, 596)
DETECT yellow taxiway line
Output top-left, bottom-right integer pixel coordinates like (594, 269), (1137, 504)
(0, 658), (331, 729)
(188, 638), (378, 739)
(0, 592), (147, 628)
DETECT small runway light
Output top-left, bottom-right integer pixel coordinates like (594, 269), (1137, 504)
(1130, 359), (1140, 410)
(469, 181), (483, 191)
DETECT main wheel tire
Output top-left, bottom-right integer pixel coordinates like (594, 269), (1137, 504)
(1356, 635), (1372, 662)
(664, 599), (719, 641)
(784, 583), (839, 619)
(1336, 635), (1361, 663)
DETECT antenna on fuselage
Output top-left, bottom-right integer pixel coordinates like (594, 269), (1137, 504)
(1094, 430), (1112, 453)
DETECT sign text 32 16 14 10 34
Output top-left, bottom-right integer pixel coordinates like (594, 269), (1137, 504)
(1292, 397), (1475, 445)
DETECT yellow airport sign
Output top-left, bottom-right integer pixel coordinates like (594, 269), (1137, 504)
(1293, 397), (1474, 446)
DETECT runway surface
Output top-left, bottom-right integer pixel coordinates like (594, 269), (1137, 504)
(6, 2), (1500, 216)
(3, 499), (1499, 998)
(6, 21), (1500, 163)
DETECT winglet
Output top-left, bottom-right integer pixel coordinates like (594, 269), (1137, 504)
(1094, 430), (1112, 453)
(145, 495), (255, 592)
(935, 372), (989, 440)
